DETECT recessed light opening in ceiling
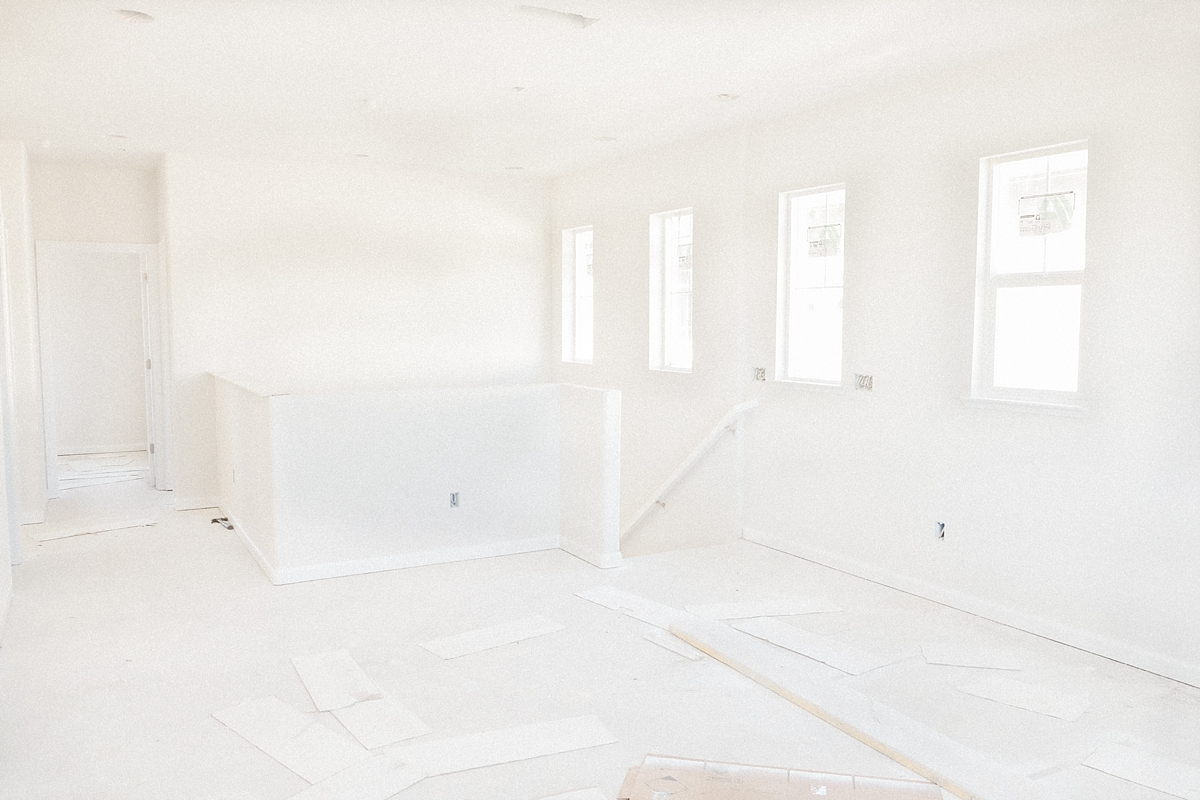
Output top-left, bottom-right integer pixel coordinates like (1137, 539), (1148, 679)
(516, 5), (599, 29)
(115, 9), (155, 23)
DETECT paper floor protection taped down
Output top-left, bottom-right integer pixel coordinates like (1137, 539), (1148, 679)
(535, 789), (608, 800)
(575, 586), (690, 630)
(685, 596), (842, 620)
(212, 695), (368, 784)
(956, 675), (1090, 721)
(643, 629), (705, 661)
(288, 752), (426, 800)
(921, 642), (1022, 671)
(1082, 742), (1200, 800)
(388, 714), (617, 777)
(732, 616), (895, 675)
(331, 696), (432, 749)
(419, 615), (565, 659)
(291, 649), (384, 711)
(669, 615), (1050, 800)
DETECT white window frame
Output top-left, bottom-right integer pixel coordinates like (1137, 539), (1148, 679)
(971, 141), (1088, 409)
(561, 225), (593, 364)
(775, 184), (846, 386)
(649, 207), (694, 372)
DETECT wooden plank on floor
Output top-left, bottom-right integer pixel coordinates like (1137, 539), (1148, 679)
(419, 616), (565, 660)
(212, 695), (369, 784)
(669, 616), (1051, 800)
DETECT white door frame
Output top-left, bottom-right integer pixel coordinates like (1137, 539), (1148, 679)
(34, 241), (173, 493)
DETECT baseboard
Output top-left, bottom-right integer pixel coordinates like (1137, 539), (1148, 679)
(560, 538), (623, 569)
(175, 495), (220, 511)
(57, 444), (147, 456)
(743, 527), (1200, 690)
(272, 536), (562, 585)
(224, 510), (280, 584)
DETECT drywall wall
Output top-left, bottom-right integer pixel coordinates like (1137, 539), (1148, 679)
(0, 141), (47, 524)
(163, 155), (550, 508)
(550, 6), (1200, 685)
(213, 374), (276, 569)
(551, 131), (745, 551)
(215, 378), (562, 583)
(36, 246), (147, 455)
(29, 159), (158, 244)
(0, 181), (17, 625)
(559, 384), (622, 568)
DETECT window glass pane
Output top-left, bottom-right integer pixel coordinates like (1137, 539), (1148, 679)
(574, 228), (593, 362)
(787, 286), (842, 382)
(993, 285), (1081, 392)
(664, 211), (693, 369)
(991, 150), (1087, 275)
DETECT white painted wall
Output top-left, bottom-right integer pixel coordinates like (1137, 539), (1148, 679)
(29, 160), (158, 244)
(37, 247), (147, 455)
(0, 180), (19, 625)
(0, 141), (47, 524)
(559, 384), (622, 568)
(163, 155), (551, 509)
(215, 376), (563, 584)
(551, 131), (744, 553)
(550, 8), (1200, 686)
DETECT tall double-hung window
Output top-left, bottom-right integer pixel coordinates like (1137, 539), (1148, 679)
(649, 208), (693, 371)
(776, 185), (845, 384)
(972, 143), (1087, 405)
(561, 225), (593, 363)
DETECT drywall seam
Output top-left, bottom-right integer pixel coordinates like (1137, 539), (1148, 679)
(744, 527), (1200, 690)
(224, 510), (280, 585)
(271, 536), (561, 585)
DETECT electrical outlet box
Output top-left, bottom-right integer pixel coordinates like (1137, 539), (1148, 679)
(855, 374), (873, 391)
(754, 367), (767, 381)
(450, 492), (459, 508)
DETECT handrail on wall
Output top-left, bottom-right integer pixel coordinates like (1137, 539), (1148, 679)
(620, 399), (759, 543)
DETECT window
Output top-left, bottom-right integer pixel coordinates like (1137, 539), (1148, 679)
(972, 143), (1087, 404)
(649, 208), (693, 371)
(776, 185), (845, 384)
(561, 225), (593, 363)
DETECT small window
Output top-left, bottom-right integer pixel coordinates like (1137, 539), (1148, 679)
(649, 208), (693, 371)
(561, 225), (593, 363)
(776, 185), (845, 384)
(973, 143), (1087, 403)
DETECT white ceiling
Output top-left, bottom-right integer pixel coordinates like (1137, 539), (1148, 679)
(0, 0), (1156, 176)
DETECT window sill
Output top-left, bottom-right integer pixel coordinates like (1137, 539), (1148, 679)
(961, 396), (1086, 417)
(651, 366), (692, 374)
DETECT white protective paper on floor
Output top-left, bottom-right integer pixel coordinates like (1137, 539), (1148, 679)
(536, 790), (608, 800)
(389, 714), (617, 777)
(331, 696), (432, 749)
(685, 596), (842, 620)
(32, 517), (157, 542)
(292, 649), (383, 711)
(419, 616), (564, 659)
(732, 616), (895, 675)
(575, 586), (691, 630)
(957, 676), (1090, 721)
(921, 642), (1022, 671)
(212, 695), (369, 784)
(288, 751), (425, 800)
(643, 629), (704, 661)
(1083, 742), (1200, 800)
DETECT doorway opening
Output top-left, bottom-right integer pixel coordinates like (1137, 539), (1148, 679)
(35, 241), (171, 498)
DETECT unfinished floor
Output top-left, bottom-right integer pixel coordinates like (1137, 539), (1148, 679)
(1, 481), (1197, 799)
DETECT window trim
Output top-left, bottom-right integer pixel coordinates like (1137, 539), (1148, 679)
(561, 224), (593, 364)
(649, 207), (694, 373)
(971, 140), (1088, 409)
(775, 183), (846, 386)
